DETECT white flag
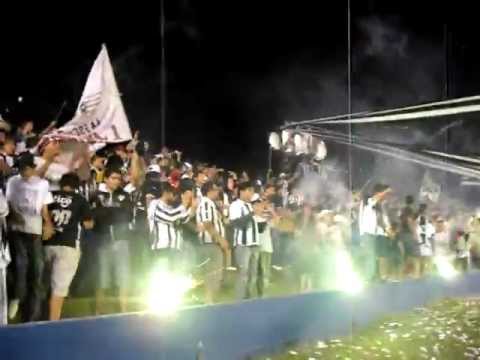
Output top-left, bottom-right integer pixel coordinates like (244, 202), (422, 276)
(47, 44), (132, 143)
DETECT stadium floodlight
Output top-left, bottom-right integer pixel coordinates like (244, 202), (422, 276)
(434, 256), (459, 280)
(146, 268), (195, 317)
(335, 250), (364, 295)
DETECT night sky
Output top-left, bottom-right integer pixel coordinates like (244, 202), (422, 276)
(1, 1), (480, 176)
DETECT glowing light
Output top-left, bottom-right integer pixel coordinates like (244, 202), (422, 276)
(334, 250), (364, 295)
(434, 256), (458, 280)
(146, 268), (195, 316)
(18, 96), (23, 103)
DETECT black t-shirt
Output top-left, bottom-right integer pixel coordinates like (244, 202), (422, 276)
(46, 191), (93, 248)
(91, 188), (133, 241)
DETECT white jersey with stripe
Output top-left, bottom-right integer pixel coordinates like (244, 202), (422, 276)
(148, 199), (191, 250)
(416, 215), (435, 257)
(229, 199), (259, 247)
(196, 197), (225, 244)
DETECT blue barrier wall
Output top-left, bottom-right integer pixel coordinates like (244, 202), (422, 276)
(1, 272), (480, 360)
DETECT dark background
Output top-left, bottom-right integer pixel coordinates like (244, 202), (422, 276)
(1, 1), (480, 176)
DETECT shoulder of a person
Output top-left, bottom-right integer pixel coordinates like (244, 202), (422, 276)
(231, 199), (243, 206)
(6, 174), (21, 184)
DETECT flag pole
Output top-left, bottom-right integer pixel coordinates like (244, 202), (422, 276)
(160, 0), (167, 149)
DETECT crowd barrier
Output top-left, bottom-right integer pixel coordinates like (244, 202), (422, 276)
(1, 272), (480, 360)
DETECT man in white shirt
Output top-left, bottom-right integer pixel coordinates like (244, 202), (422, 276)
(229, 181), (260, 300)
(196, 181), (229, 304)
(358, 184), (391, 282)
(6, 152), (54, 321)
(147, 181), (194, 273)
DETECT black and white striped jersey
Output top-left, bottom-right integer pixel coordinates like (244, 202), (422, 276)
(147, 199), (191, 250)
(229, 199), (259, 247)
(196, 196), (225, 244)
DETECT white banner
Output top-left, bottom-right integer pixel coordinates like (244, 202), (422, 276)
(47, 44), (132, 144)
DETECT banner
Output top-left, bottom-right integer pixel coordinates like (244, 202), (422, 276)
(46, 44), (132, 144)
(419, 171), (441, 203)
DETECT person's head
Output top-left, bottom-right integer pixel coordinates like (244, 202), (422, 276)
(113, 143), (128, 161)
(227, 175), (237, 191)
(193, 168), (208, 186)
(16, 152), (36, 179)
(207, 166), (218, 181)
(2, 135), (16, 155)
(104, 167), (123, 192)
(179, 178), (194, 205)
(372, 183), (390, 202)
(60, 172), (80, 192)
(264, 183), (276, 198)
(202, 181), (220, 201)
(19, 120), (34, 135)
(106, 154), (124, 170)
(405, 195), (415, 206)
(418, 203), (428, 215)
(92, 152), (107, 170)
(160, 181), (176, 204)
(238, 181), (255, 202)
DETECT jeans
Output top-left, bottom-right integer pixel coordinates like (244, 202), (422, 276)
(234, 246), (260, 300)
(98, 240), (130, 291)
(10, 232), (44, 321)
(257, 252), (272, 297)
(271, 230), (289, 267)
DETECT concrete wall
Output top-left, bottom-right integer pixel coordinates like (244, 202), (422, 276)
(1, 272), (480, 360)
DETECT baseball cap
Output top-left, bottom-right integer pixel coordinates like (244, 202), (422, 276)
(147, 164), (161, 173)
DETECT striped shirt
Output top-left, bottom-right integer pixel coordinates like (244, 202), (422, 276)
(197, 197), (225, 244)
(229, 199), (259, 247)
(148, 199), (191, 251)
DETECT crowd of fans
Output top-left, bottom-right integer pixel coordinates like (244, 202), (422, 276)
(0, 119), (479, 326)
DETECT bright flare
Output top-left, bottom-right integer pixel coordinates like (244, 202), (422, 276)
(334, 249), (364, 295)
(434, 256), (459, 280)
(146, 269), (195, 316)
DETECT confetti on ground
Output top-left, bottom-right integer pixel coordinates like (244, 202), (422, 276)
(256, 298), (480, 360)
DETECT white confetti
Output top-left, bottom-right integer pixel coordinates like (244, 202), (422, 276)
(289, 350), (298, 355)
(316, 341), (328, 349)
(420, 347), (428, 353)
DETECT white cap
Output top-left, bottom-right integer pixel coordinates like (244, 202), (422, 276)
(147, 164), (161, 173)
(251, 193), (261, 203)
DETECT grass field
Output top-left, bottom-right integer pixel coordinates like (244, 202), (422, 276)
(255, 298), (480, 360)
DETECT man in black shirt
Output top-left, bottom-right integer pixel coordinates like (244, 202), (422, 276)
(92, 167), (133, 314)
(44, 173), (93, 320)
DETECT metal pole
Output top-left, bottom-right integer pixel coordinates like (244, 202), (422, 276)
(160, 0), (167, 149)
(347, 0), (355, 340)
(444, 23), (449, 153)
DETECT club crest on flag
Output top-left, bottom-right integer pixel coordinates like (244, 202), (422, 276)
(42, 44), (132, 145)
